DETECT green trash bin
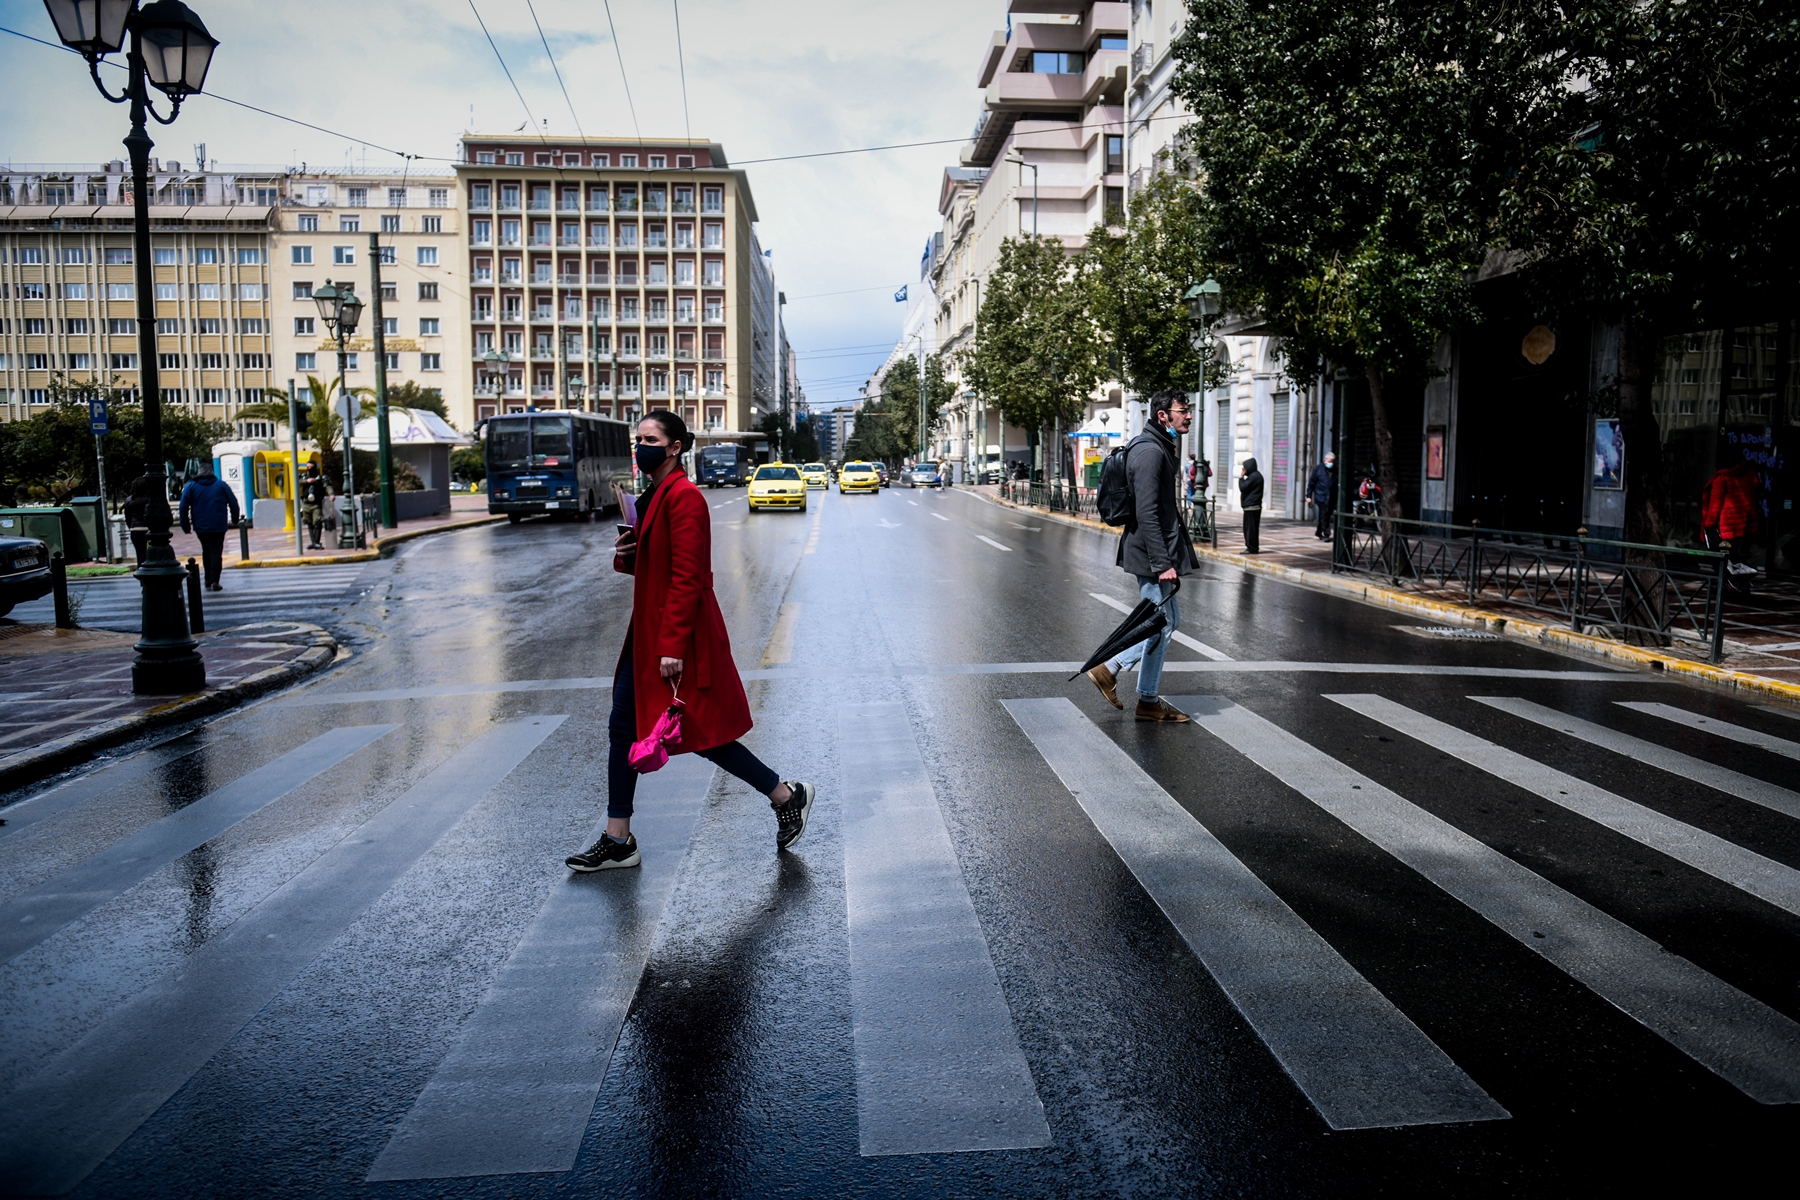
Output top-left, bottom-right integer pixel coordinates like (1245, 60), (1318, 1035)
(0, 507), (87, 561)
(67, 496), (107, 561)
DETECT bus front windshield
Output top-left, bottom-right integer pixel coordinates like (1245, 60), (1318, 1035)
(531, 416), (573, 466)
(488, 418), (530, 471)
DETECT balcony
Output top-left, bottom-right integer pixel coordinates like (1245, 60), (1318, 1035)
(703, 314), (725, 325)
(646, 234), (667, 249)
(587, 196), (609, 212)
(986, 69), (1085, 113)
(701, 200), (723, 214)
(672, 200), (696, 214)
(469, 234), (493, 248)
(532, 347), (555, 360)
(674, 237), (695, 251)
(615, 198), (639, 213)
(557, 273), (582, 288)
(472, 309), (495, 322)
(526, 200), (550, 212)
(558, 235), (581, 248)
(557, 197), (580, 213)
(644, 200), (667, 214)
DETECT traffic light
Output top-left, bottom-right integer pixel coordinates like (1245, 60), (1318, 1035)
(292, 401), (310, 439)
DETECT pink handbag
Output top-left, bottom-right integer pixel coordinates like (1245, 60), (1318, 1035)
(627, 680), (684, 773)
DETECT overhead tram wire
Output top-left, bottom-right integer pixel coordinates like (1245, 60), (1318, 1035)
(525, 0), (586, 141)
(602, 0), (643, 143)
(465, 0), (539, 132)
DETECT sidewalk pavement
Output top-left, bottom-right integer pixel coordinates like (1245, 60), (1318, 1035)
(0, 621), (337, 794)
(156, 493), (497, 569)
(965, 484), (1800, 704)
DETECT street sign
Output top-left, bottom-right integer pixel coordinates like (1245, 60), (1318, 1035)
(88, 396), (107, 435)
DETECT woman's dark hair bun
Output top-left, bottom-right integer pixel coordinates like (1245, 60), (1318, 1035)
(642, 408), (693, 453)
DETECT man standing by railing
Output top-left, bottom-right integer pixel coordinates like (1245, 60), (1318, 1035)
(1307, 452), (1336, 541)
(1087, 389), (1198, 723)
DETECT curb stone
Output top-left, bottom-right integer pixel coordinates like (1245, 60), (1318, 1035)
(960, 487), (1800, 708)
(0, 622), (340, 796)
(230, 513), (508, 569)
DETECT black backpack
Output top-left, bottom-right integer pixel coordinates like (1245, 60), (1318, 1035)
(1095, 438), (1142, 527)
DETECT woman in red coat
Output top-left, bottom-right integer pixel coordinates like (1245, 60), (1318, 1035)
(565, 410), (814, 872)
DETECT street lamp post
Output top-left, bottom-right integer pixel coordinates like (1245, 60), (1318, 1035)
(1184, 277), (1222, 515)
(1007, 156), (1039, 238)
(45, 0), (219, 695)
(312, 279), (364, 549)
(567, 373), (585, 410)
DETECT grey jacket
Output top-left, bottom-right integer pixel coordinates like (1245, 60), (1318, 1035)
(1116, 428), (1197, 577)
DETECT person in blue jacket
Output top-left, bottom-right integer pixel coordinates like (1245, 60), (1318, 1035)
(178, 470), (241, 591)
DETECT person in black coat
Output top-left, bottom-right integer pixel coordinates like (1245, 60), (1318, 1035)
(1238, 456), (1265, 553)
(1306, 453), (1336, 540)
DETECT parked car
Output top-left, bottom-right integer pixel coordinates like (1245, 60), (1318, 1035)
(0, 536), (54, 619)
(979, 463), (1009, 485)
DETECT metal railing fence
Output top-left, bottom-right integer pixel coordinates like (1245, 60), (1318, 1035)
(1332, 512), (1732, 662)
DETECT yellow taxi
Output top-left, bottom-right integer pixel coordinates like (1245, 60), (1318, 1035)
(747, 463), (808, 512)
(800, 463), (829, 489)
(838, 461), (881, 494)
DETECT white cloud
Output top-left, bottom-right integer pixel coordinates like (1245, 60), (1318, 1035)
(0, 0), (1005, 407)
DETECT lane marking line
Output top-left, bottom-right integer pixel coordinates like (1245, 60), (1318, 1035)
(0, 716), (568, 1197)
(1174, 695), (1800, 1105)
(368, 756), (714, 1181)
(286, 664), (1655, 705)
(1472, 697), (1800, 822)
(839, 702), (1052, 1156)
(1089, 592), (1232, 661)
(1333, 695), (1800, 918)
(761, 602), (801, 666)
(0, 725), (400, 963)
(1618, 702), (1800, 762)
(930, 513), (949, 522)
(976, 535), (1014, 552)
(1004, 697), (1505, 1129)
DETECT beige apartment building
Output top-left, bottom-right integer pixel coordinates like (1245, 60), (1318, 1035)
(454, 135), (767, 437)
(268, 172), (466, 425)
(2, 161), (282, 424)
(923, 1), (1132, 474)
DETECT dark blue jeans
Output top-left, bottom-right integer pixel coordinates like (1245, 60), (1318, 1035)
(608, 636), (779, 819)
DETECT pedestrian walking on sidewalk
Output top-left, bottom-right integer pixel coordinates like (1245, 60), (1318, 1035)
(1307, 453), (1336, 541)
(1239, 457), (1265, 554)
(299, 462), (329, 550)
(1185, 456), (1198, 505)
(566, 409), (815, 872)
(123, 475), (153, 564)
(177, 468), (240, 591)
(1086, 389), (1198, 724)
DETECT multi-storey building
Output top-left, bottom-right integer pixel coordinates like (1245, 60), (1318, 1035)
(269, 172), (466, 425)
(2, 160), (281, 424)
(916, 1), (1130, 477)
(454, 135), (765, 438)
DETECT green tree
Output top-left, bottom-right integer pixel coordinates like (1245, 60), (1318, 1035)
(963, 236), (1107, 467)
(1082, 166), (1214, 396)
(873, 353), (957, 458)
(1496, 0), (1800, 546)
(1172, 0), (1546, 517)
(299, 374), (376, 455)
(789, 418), (821, 465)
(0, 376), (229, 504)
(387, 381), (452, 425)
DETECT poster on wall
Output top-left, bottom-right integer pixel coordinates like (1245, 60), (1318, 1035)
(1594, 418), (1625, 490)
(1426, 427), (1446, 480)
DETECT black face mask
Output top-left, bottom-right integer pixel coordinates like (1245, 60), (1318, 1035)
(635, 442), (668, 474)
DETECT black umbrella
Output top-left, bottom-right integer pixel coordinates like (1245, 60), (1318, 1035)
(1071, 581), (1180, 679)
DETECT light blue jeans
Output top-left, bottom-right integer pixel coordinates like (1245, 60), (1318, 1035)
(1108, 575), (1180, 699)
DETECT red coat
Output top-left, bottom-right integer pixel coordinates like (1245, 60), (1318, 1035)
(617, 470), (753, 753)
(1701, 462), (1760, 542)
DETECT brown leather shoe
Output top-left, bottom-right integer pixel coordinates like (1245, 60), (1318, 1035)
(1135, 697), (1192, 723)
(1087, 663), (1123, 709)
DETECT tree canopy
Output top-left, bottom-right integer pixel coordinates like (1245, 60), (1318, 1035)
(1081, 167), (1210, 397)
(0, 376), (230, 504)
(962, 235), (1106, 438)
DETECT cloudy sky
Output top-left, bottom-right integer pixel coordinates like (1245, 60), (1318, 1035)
(0, 0), (1003, 408)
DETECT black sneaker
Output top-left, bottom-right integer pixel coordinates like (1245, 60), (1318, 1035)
(772, 781), (814, 850)
(565, 833), (640, 872)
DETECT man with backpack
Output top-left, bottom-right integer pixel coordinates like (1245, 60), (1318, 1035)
(1089, 389), (1199, 723)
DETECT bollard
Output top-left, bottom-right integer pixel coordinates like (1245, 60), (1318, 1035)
(51, 552), (73, 629)
(238, 516), (251, 562)
(185, 557), (206, 633)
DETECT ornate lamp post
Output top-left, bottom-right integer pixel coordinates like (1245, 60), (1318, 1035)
(566, 374), (585, 410)
(312, 280), (364, 548)
(44, 0), (219, 694)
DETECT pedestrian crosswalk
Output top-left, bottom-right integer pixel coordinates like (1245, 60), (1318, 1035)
(3, 686), (1799, 1190)
(8, 564), (373, 633)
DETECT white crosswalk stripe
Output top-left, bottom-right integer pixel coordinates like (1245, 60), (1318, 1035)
(1471, 697), (1800, 821)
(1170, 695), (1800, 1105)
(1333, 694), (1800, 918)
(1005, 696), (1505, 1130)
(1619, 701), (1800, 762)
(1091, 591), (1232, 660)
(11, 565), (372, 631)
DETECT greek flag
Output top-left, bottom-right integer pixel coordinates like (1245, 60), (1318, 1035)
(894, 285), (907, 303)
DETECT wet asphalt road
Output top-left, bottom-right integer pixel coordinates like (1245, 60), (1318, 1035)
(2, 483), (1799, 1196)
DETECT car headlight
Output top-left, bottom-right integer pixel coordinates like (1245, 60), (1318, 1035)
(555, 486), (574, 498)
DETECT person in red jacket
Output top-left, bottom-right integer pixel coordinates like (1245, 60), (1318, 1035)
(565, 410), (814, 872)
(1701, 457), (1761, 577)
